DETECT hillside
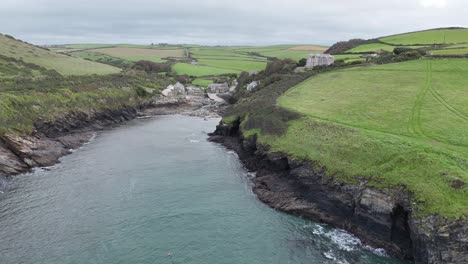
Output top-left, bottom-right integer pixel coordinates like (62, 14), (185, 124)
(55, 44), (327, 82)
(0, 34), (172, 134)
(222, 29), (468, 219)
(340, 28), (468, 56)
(272, 59), (467, 218)
(0, 34), (120, 75)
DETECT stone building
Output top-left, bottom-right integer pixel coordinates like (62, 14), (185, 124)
(306, 54), (335, 68)
(207, 83), (229, 93)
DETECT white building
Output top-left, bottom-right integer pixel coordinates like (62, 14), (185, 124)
(306, 54), (335, 68)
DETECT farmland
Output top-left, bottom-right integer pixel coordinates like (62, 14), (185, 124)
(172, 63), (240, 77)
(0, 34), (172, 133)
(341, 28), (468, 55)
(51, 44), (326, 78)
(171, 45), (326, 77)
(0, 35), (120, 75)
(87, 47), (185, 62)
(257, 59), (468, 218)
(380, 28), (468, 45)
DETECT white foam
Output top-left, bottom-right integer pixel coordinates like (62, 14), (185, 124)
(325, 229), (362, 251)
(312, 225), (325, 235)
(189, 139), (200, 143)
(323, 250), (337, 260)
(227, 150), (239, 158)
(364, 245), (388, 257)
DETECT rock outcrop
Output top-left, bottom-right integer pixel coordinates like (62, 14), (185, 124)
(209, 120), (468, 264)
(0, 94), (224, 178)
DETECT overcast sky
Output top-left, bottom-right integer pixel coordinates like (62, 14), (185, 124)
(1, 0), (466, 46)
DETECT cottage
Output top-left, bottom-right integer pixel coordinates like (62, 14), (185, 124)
(305, 54), (335, 68)
(207, 83), (229, 93)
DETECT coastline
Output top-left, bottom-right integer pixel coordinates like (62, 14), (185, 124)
(0, 95), (223, 178)
(208, 119), (467, 264)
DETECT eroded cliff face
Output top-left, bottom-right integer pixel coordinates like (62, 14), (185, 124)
(209, 120), (467, 264)
(0, 95), (225, 178)
(0, 106), (140, 177)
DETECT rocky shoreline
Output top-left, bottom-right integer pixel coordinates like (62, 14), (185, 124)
(0, 94), (224, 178)
(209, 119), (467, 264)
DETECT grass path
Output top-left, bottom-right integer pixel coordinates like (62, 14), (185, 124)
(408, 61), (431, 137)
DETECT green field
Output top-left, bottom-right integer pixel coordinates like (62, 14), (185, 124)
(0, 35), (120, 75)
(172, 63), (240, 76)
(346, 43), (399, 53)
(233, 45), (325, 60)
(69, 50), (133, 68)
(346, 28), (468, 55)
(333, 54), (365, 62)
(192, 78), (212, 87)
(89, 47), (185, 62)
(181, 45), (325, 76)
(380, 28), (468, 45)
(431, 48), (468, 55)
(248, 59), (468, 218)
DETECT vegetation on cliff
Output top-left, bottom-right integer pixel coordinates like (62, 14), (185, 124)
(0, 36), (173, 134)
(223, 30), (468, 219)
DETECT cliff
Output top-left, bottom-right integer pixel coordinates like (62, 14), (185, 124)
(209, 120), (467, 264)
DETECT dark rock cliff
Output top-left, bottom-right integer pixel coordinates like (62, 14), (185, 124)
(209, 120), (467, 264)
(0, 105), (141, 177)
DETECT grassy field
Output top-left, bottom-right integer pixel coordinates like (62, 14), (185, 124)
(172, 63), (240, 76)
(431, 48), (468, 55)
(260, 59), (467, 218)
(192, 78), (212, 87)
(89, 47), (185, 62)
(345, 28), (468, 55)
(69, 50), (133, 68)
(333, 54), (365, 62)
(346, 43), (399, 53)
(233, 45), (325, 60)
(178, 45), (326, 77)
(0, 35), (120, 76)
(380, 28), (468, 45)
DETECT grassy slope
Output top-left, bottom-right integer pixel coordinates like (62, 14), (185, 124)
(263, 59), (467, 218)
(0, 35), (171, 134)
(380, 28), (468, 45)
(89, 47), (185, 62)
(432, 48), (468, 55)
(175, 45), (326, 77)
(345, 28), (468, 55)
(172, 63), (240, 76)
(0, 35), (120, 75)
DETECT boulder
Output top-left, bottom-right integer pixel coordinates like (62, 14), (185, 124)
(161, 82), (186, 97)
(246, 81), (259, 92)
(186, 86), (204, 95)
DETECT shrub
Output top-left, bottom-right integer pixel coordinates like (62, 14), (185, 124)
(297, 58), (307, 67)
(393, 47), (413, 55)
(133, 60), (172, 73)
(325, 39), (372, 54)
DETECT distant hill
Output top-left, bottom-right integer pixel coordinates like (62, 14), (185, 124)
(0, 34), (120, 76)
(327, 28), (468, 57)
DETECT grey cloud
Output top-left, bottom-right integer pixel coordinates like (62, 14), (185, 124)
(0, 0), (466, 45)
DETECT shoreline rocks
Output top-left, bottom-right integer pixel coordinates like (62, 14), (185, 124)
(0, 95), (223, 178)
(208, 119), (467, 264)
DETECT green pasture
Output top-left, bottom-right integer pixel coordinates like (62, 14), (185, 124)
(257, 59), (468, 218)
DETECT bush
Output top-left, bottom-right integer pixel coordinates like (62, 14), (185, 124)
(133, 60), (172, 73)
(325, 39), (372, 54)
(393, 47), (413, 55)
(263, 59), (296, 76)
(297, 58), (307, 67)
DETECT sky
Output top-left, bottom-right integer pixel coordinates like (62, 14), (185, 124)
(0, 0), (466, 46)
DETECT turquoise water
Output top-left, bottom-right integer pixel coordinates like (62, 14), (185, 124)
(0, 115), (407, 264)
